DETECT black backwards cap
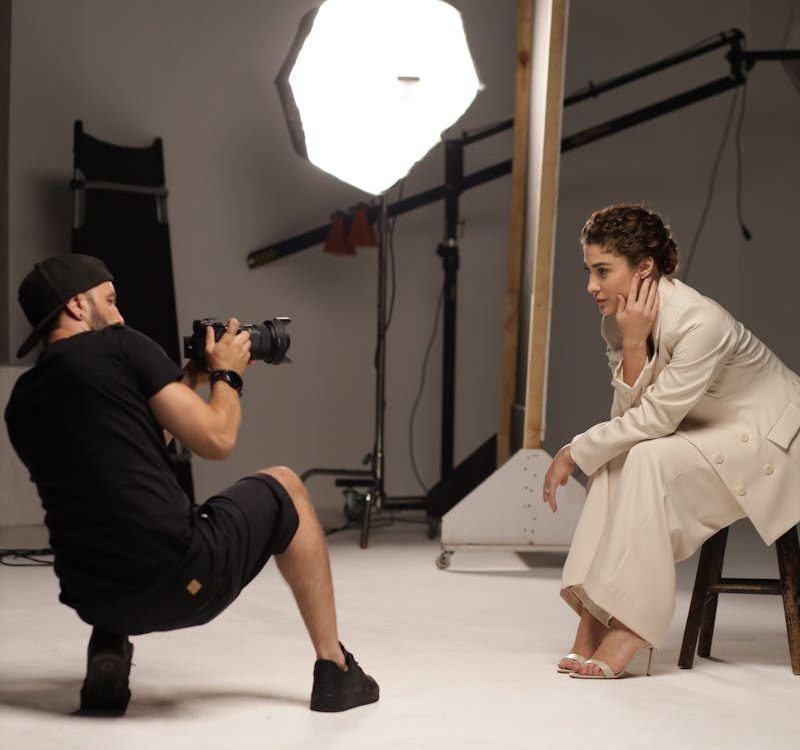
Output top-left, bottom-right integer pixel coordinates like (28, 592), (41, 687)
(16, 253), (113, 358)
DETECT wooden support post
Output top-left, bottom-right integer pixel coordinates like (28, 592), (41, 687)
(497, 0), (568, 456)
(522, 0), (567, 450)
(497, 0), (534, 465)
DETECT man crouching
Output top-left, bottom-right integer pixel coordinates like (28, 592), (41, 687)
(4, 253), (378, 715)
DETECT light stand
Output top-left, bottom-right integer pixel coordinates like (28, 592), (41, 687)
(278, 0), (481, 547)
(437, 138), (462, 476)
(302, 195), (430, 548)
(367, 195), (390, 544)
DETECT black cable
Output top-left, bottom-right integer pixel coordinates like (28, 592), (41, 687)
(384, 180), (405, 332)
(372, 180), (404, 376)
(324, 521), (355, 536)
(368, 181), (405, 480)
(734, 82), (751, 241)
(409, 288), (444, 494)
(0, 548), (54, 566)
(324, 509), (426, 537)
(673, 31), (737, 57)
(681, 86), (741, 282)
(782, 0), (798, 47)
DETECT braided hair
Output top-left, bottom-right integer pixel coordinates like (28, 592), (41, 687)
(580, 204), (679, 276)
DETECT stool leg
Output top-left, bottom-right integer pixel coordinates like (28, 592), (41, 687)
(697, 529), (728, 657)
(679, 528), (728, 668)
(775, 525), (800, 675)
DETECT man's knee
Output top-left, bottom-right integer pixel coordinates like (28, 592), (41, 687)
(259, 466), (309, 506)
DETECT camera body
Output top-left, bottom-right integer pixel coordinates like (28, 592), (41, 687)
(183, 317), (291, 366)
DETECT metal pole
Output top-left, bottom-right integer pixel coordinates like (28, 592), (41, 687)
(375, 194), (388, 493)
(362, 194), (389, 547)
(438, 139), (463, 478)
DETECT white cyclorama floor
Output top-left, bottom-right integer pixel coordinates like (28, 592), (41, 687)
(0, 517), (796, 750)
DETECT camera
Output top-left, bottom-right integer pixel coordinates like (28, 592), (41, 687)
(183, 317), (292, 366)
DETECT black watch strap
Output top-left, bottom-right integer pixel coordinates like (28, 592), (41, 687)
(209, 369), (243, 397)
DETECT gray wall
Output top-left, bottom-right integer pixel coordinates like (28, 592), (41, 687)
(0, 0), (9, 363)
(4, 1), (799, 526)
(544, 0), (800, 459)
(6, 0), (514, 526)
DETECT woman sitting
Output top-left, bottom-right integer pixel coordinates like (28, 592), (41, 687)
(544, 204), (800, 679)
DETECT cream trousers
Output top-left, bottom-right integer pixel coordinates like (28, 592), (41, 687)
(561, 434), (746, 648)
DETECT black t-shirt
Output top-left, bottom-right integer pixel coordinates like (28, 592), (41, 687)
(4, 325), (191, 608)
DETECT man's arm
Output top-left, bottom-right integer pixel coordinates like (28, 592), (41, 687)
(149, 319), (250, 460)
(160, 361), (209, 446)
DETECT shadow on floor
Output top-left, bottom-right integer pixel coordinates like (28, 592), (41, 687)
(442, 551), (566, 577)
(445, 568), (562, 579)
(0, 676), (307, 718)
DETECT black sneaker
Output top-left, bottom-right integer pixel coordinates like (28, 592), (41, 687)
(78, 629), (134, 716)
(310, 643), (379, 712)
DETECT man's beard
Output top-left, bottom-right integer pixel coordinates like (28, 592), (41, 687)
(84, 297), (107, 331)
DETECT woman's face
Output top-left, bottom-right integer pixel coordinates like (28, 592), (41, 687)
(583, 243), (653, 317)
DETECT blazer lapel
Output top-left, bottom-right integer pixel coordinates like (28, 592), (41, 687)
(652, 276), (676, 377)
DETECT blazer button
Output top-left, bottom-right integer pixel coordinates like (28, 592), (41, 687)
(739, 432), (750, 443)
(764, 464), (774, 475)
(735, 484), (747, 496)
(713, 453), (724, 464)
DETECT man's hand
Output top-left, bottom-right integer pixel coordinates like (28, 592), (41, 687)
(205, 318), (251, 375)
(542, 445), (575, 513)
(616, 273), (659, 347)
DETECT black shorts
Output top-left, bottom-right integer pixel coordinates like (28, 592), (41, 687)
(78, 473), (299, 636)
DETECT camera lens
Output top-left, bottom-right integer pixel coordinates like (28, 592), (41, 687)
(184, 317), (291, 365)
(248, 318), (291, 364)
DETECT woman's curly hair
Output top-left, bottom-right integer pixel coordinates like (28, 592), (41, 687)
(580, 204), (679, 276)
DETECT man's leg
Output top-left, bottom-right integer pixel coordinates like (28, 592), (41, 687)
(262, 466), (344, 666)
(261, 466), (379, 711)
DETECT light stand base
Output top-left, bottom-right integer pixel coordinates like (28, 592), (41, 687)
(301, 465), (430, 547)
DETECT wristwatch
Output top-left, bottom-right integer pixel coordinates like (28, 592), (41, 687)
(209, 369), (243, 397)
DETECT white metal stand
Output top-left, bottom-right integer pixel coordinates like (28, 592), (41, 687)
(437, 449), (584, 569)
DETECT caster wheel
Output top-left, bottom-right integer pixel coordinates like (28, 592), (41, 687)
(435, 551), (453, 570)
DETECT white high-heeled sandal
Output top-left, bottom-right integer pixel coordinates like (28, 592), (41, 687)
(556, 652), (588, 674)
(569, 646), (654, 679)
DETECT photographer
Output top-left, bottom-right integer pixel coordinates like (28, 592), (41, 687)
(4, 254), (378, 715)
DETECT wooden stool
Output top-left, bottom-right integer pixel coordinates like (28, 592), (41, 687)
(679, 524), (800, 674)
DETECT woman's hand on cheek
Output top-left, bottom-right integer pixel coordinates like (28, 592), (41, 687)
(616, 273), (659, 346)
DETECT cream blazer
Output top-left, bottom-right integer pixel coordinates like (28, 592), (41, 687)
(570, 276), (800, 545)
